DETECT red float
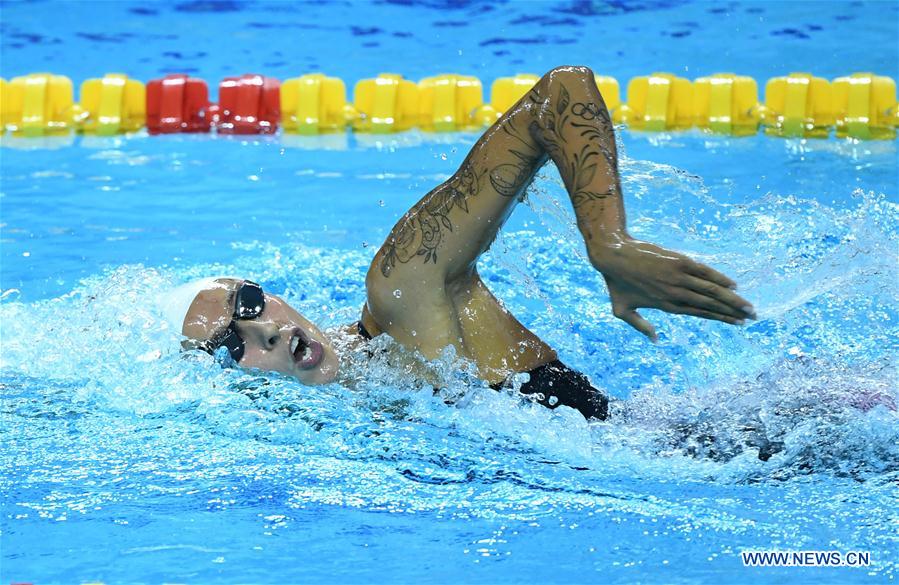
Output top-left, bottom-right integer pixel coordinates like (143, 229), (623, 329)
(146, 74), (211, 134)
(211, 74), (281, 134)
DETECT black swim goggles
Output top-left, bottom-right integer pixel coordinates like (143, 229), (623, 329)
(200, 280), (266, 364)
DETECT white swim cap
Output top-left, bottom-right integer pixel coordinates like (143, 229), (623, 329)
(159, 277), (234, 334)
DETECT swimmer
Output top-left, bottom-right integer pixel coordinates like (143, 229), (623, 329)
(167, 66), (757, 420)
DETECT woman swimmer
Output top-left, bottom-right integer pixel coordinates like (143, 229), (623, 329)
(166, 66), (757, 420)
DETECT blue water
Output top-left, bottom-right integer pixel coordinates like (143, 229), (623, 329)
(2, 1), (898, 584)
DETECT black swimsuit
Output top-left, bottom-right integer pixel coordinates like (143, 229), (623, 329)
(357, 321), (609, 420)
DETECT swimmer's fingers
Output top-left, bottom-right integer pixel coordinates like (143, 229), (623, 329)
(674, 287), (754, 320)
(682, 259), (738, 291)
(662, 302), (746, 326)
(679, 275), (756, 319)
(613, 306), (658, 342)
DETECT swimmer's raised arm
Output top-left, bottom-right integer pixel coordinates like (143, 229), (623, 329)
(366, 65), (755, 353)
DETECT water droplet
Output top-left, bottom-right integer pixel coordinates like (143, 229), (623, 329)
(393, 289), (402, 298)
(411, 330), (417, 337)
(378, 199), (385, 207)
(440, 153), (448, 160)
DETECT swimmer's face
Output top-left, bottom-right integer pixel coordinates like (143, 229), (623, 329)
(182, 279), (339, 385)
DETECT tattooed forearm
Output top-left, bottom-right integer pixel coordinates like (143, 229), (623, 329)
(530, 82), (619, 210)
(489, 120), (544, 198)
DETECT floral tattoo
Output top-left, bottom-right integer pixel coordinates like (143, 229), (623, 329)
(379, 80), (619, 277)
(530, 83), (618, 208)
(380, 163), (487, 277)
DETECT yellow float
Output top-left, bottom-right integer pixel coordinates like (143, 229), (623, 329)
(693, 73), (760, 136)
(618, 73), (694, 131)
(832, 72), (897, 140)
(418, 74), (484, 132)
(352, 73), (419, 133)
(1, 73), (80, 136)
(78, 73), (146, 135)
(281, 73), (355, 135)
(761, 73), (833, 138)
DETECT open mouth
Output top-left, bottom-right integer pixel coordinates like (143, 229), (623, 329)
(290, 329), (323, 370)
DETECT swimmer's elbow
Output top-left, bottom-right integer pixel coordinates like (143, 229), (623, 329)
(542, 66), (606, 104)
(545, 65), (594, 81)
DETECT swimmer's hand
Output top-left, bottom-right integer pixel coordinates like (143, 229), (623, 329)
(589, 238), (756, 341)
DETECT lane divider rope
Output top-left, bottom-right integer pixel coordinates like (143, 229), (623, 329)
(1, 70), (896, 140)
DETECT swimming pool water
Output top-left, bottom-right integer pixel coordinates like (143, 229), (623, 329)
(2, 1), (898, 583)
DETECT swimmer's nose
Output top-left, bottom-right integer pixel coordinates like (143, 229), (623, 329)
(241, 320), (282, 350)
